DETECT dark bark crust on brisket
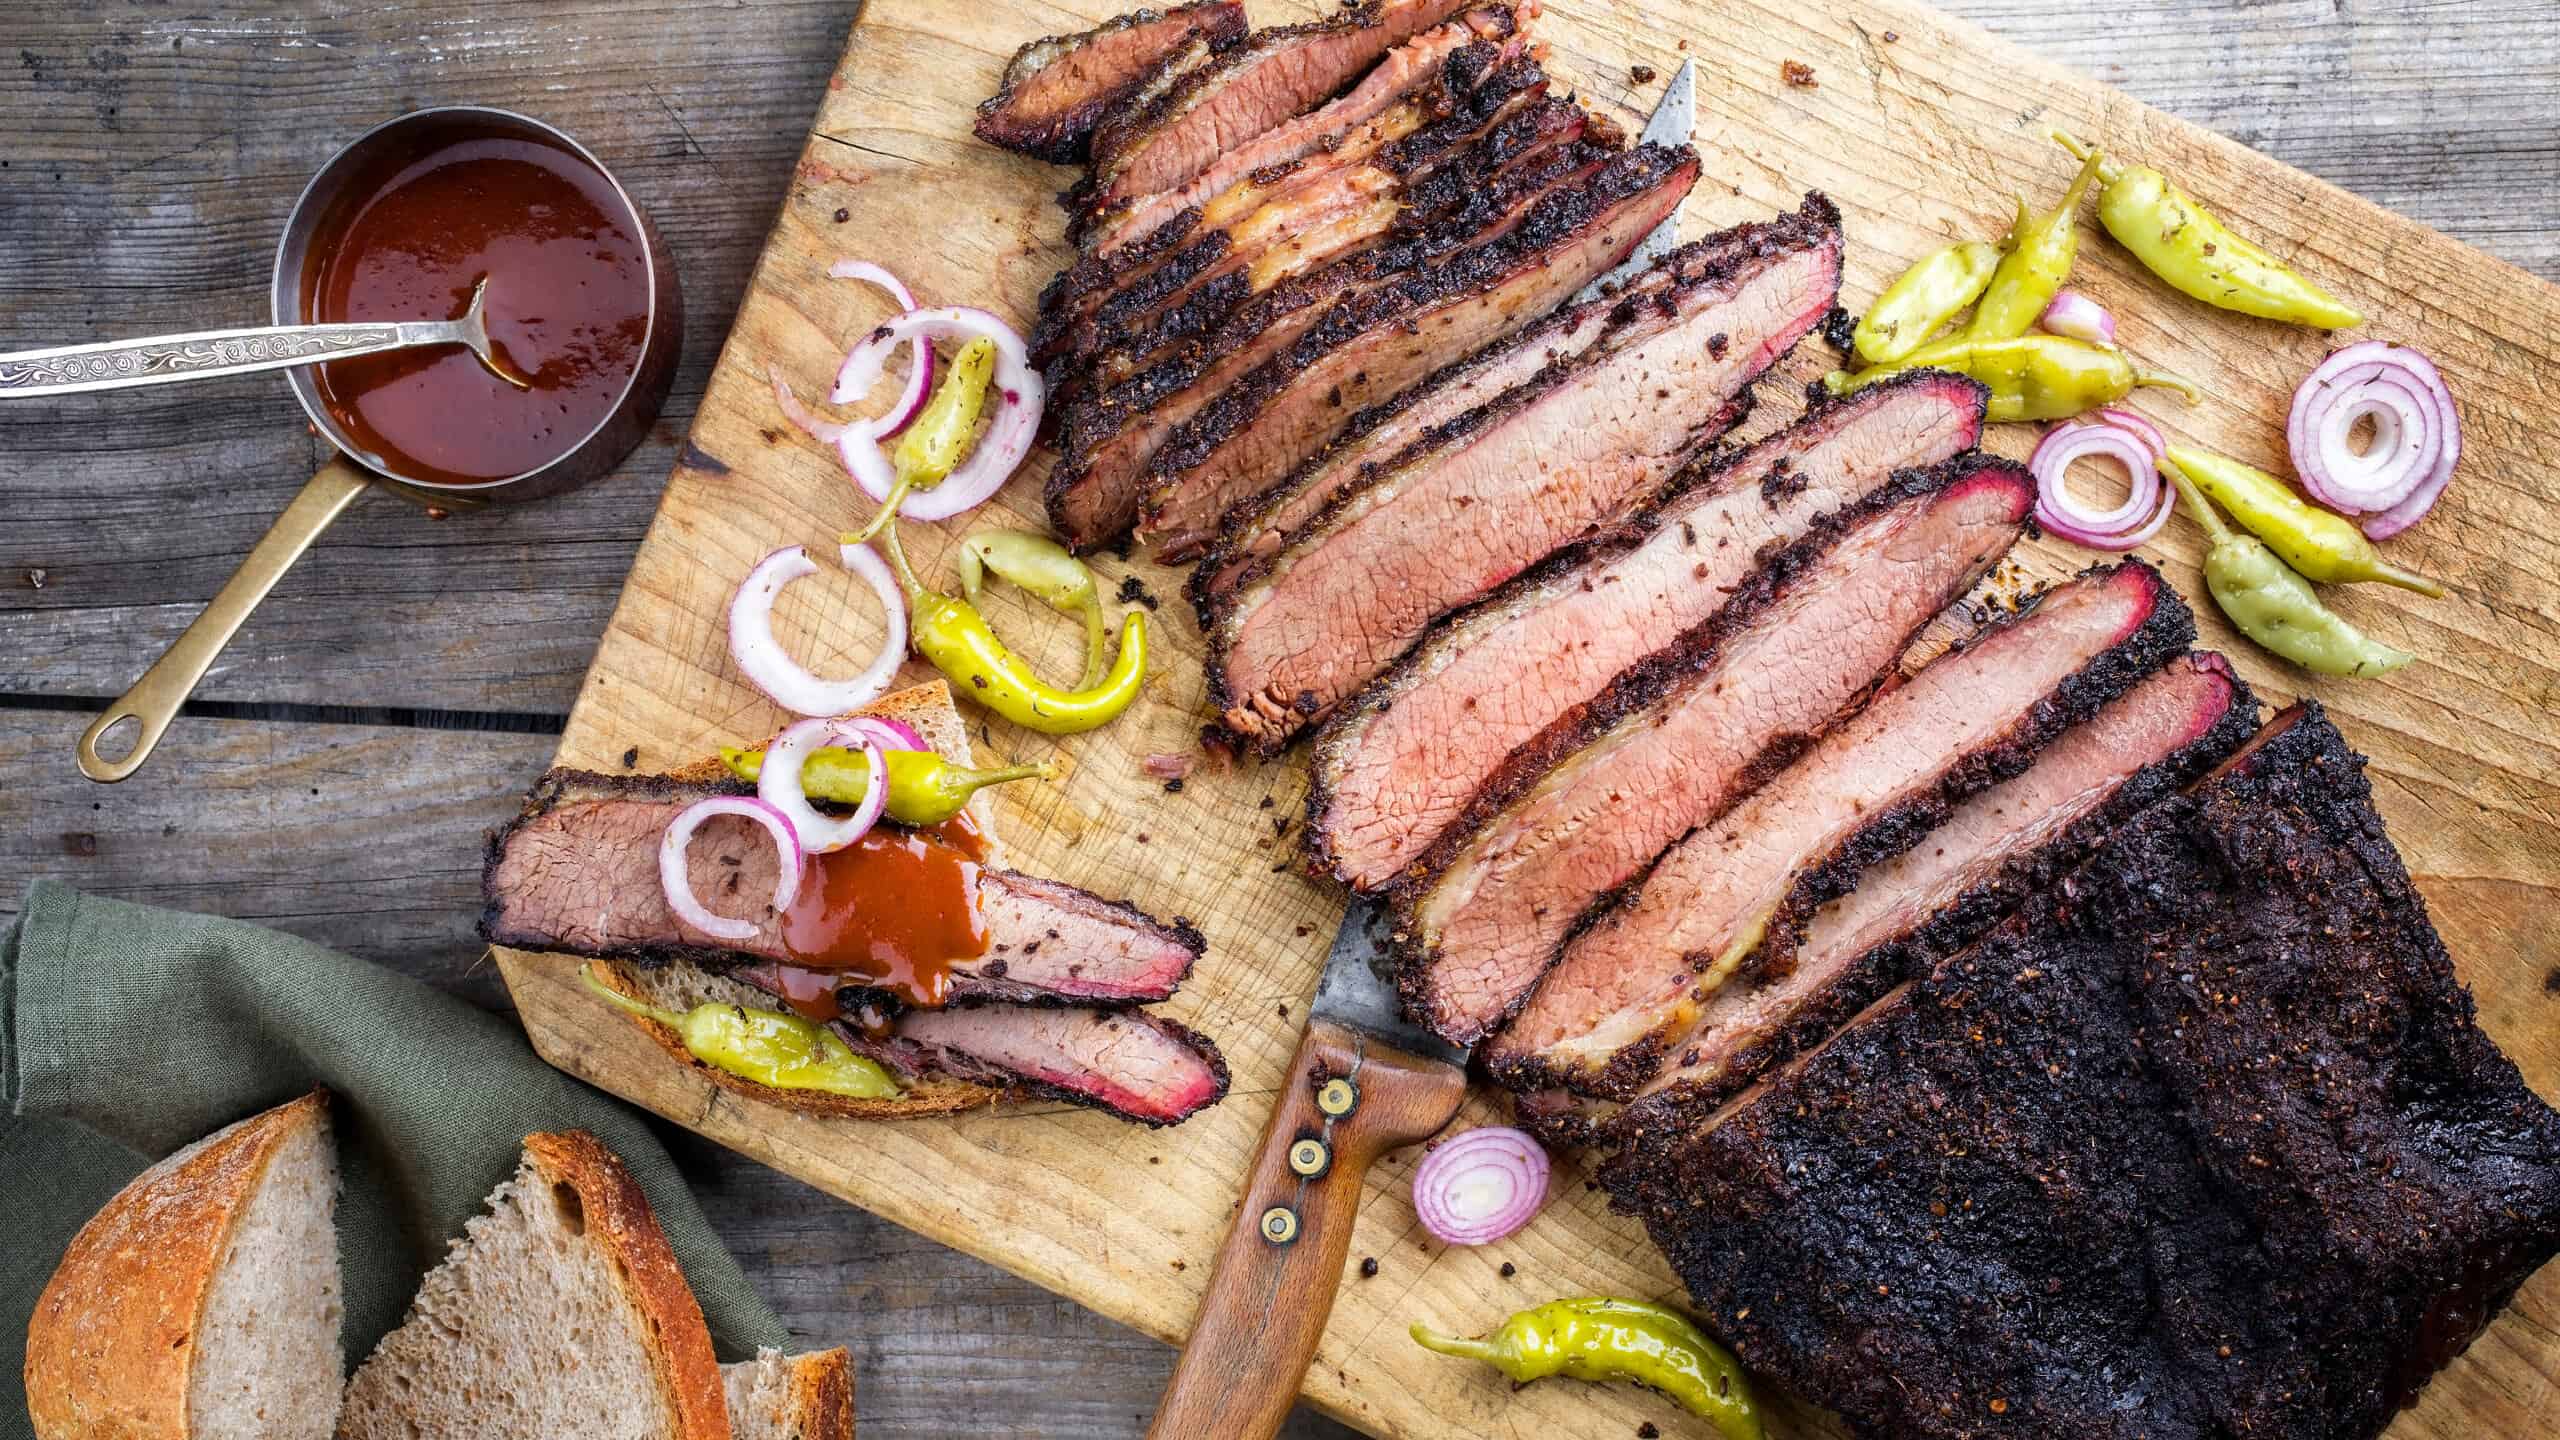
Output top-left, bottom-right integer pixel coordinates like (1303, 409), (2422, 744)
(1609, 704), (2560, 1440)
(972, 2), (1247, 164)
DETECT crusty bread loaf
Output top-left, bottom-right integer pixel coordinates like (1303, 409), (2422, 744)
(593, 678), (1013, 1118)
(335, 1130), (728, 1440)
(721, 1349), (855, 1440)
(24, 1091), (344, 1440)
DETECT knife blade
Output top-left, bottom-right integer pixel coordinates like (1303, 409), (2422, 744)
(1572, 57), (1698, 304)
(1147, 60), (1694, 1440)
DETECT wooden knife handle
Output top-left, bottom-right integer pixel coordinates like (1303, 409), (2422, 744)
(1147, 1018), (1467, 1440)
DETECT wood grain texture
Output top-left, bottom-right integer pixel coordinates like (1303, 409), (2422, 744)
(487, 2), (2560, 1437)
(2, 3), (2554, 1438)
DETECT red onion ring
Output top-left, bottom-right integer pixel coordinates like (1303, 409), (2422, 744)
(728, 542), (908, 718)
(832, 306), (1045, 523)
(758, 715), (906, 855)
(828, 259), (933, 438)
(769, 364), (848, 447)
(2039, 288), (2116, 346)
(1411, 1126), (1551, 1247)
(659, 795), (802, 941)
(2030, 414), (2174, 550)
(2288, 340), (2459, 537)
(864, 715), (929, 752)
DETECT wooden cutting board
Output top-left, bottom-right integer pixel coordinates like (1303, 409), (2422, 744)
(494, 1), (2560, 1434)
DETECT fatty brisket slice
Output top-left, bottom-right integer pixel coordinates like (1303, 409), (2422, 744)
(1307, 369), (1987, 893)
(1615, 703), (2560, 1439)
(827, 993), (1228, 1127)
(479, 770), (1203, 1008)
(1486, 559), (2194, 1096)
(1393, 456), (2031, 1047)
(970, 2), (1246, 164)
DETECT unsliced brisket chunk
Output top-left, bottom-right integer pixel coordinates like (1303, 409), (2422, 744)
(1608, 650), (2257, 1139)
(831, 997), (1229, 1127)
(1137, 144), (1709, 558)
(1396, 459), (2031, 1046)
(1486, 560), (2194, 1096)
(1046, 127), (1621, 549)
(1308, 369), (1986, 891)
(1083, 0), (1477, 232)
(972, 2), (1246, 164)
(480, 770), (1201, 1007)
(1613, 704), (2560, 1440)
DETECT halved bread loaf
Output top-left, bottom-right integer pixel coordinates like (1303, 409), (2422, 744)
(722, 1349), (855, 1440)
(24, 1091), (344, 1440)
(335, 1130), (728, 1440)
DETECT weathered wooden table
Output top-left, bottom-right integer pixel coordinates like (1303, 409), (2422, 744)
(3, 4), (2551, 1436)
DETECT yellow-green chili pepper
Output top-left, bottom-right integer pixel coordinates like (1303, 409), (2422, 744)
(1828, 334), (2197, 423)
(850, 335), (999, 543)
(1963, 143), (2107, 340)
(1413, 1298), (1761, 1440)
(2165, 465), (2413, 678)
(2054, 131), (2363, 330)
(958, 529), (1109, 689)
(718, 745), (1054, 826)
(579, 964), (903, 1099)
(2160, 445), (2443, 597)
(1853, 240), (2001, 365)
(879, 522), (1148, 735)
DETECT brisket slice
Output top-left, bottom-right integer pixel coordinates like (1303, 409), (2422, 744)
(1395, 459), (2031, 1046)
(826, 996), (1229, 1127)
(1308, 369), (1986, 892)
(1607, 650), (2258, 1139)
(1486, 560), (2194, 1096)
(971, 2), (1246, 164)
(479, 770), (1202, 1008)
(1045, 134), (1622, 549)
(1083, 0), (1476, 231)
(1614, 704), (2560, 1440)
(1201, 200), (1840, 749)
(1085, 3), (1518, 255)
(1136, 143), (1709, 558)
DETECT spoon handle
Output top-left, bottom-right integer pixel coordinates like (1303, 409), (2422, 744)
(0, 317), (470, 397)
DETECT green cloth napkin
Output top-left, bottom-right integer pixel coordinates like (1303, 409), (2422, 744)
(2, 881), (788, 1440)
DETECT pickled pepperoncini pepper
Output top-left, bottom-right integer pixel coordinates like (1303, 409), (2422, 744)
(877, 521), (1146, 735)
(848, 335), (998, 543)
(579, 964), (903, 1099)
(1853, 240), (2001, 365)
(2164, 464), (2413, 678)
(1413, 1298), (1762, 1440)
(958, 530), (1109, 689)
(1964, 144), (2107, 341)
(718, 744), (1054, 826)
(2159, 445), (2443, 596)
(2053, 131), (2364, 329)
(1828, 333), (2197, 423)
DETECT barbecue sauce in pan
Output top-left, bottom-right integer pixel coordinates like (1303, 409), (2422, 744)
(300, 120), (649, 484)
(771, 812), (992, 1022)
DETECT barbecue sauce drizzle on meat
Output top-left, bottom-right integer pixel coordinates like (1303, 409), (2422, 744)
(769, 812), (992, 1022)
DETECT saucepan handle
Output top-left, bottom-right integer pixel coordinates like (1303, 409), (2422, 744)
(76, 457), (372, 782)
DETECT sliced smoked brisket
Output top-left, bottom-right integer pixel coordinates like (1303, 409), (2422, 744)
(1395, 458), (2032, 1046)
(1485, 560), (2194, 1096)
(480, 770), (1202, 1008)
(972, 2), (1246, 164)
(1134, 144), (1711, 558)
(833, 996), (1228, 1126)
(1613, 704), (2560, 1440)
(1308, 369), (1986, 892)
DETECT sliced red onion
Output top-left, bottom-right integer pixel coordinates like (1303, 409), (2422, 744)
(864, 715), (929, 753)
(829, 258), (933, 439)
(769, 364), (847, 447)
(2287, 340), (2459, 536)
(2039, 287), (2116, 346)
(728, 542), (908, 718)
(659, 796), (802, 941)
(2030, 414), (2174, 551)
(759, 716), (891, 855)
(1411, 1126), (1550, 1247)
(832, 306), (1045, 522)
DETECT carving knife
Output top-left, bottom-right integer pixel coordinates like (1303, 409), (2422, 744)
(1145, 60), (1696, 1440)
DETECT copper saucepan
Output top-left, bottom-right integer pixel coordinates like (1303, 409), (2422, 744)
(4, 106), (680, 781)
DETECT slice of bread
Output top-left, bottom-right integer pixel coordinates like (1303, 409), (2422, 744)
(335, 1130), (728, 1440)
(24, 1091), (344, 1440)
(589, 678), (1009, 1119)
(722, 1349), (855, 1440)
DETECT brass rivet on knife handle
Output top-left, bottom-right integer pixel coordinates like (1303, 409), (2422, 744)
(1316, 1078), (1359, 1117)
(1259, 1207), (1301, 1245)
(1287, 1139), (1331, 1178)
